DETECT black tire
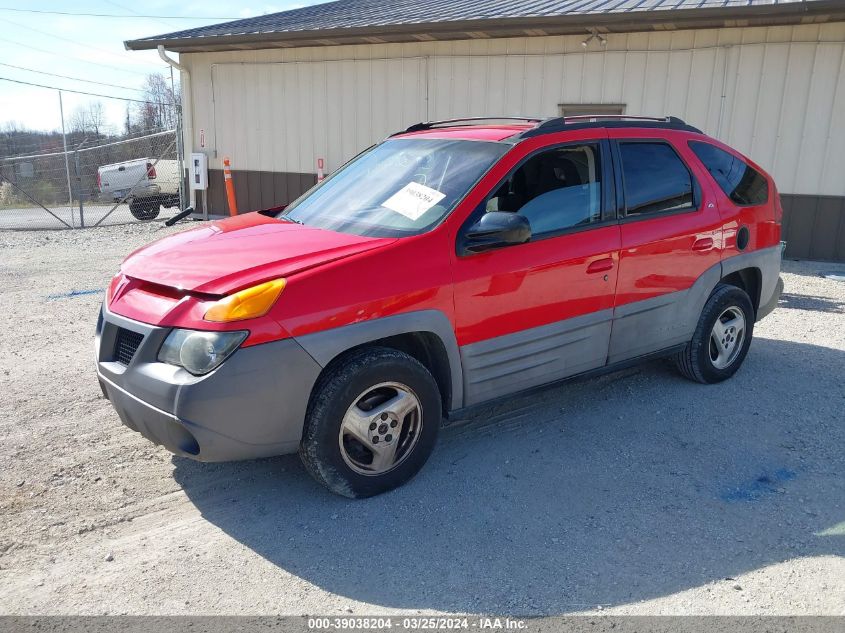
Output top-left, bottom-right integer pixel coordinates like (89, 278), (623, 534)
(299, 347), (441, 498)
(675, 284), (755, 384)
(129, 198), (161, 221)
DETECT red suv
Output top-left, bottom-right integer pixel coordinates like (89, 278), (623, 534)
(96, 115), (783, 497)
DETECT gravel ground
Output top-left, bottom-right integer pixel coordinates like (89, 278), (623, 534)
(0, 222), (843, 616)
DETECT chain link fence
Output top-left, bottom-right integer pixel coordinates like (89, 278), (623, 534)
(0, 91), (185, 230)
(0, 84), (187, 230)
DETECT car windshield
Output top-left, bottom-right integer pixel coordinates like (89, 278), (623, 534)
(278, 138), (509, 237)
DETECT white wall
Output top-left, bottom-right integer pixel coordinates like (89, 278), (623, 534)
(182, 22), (845, 196)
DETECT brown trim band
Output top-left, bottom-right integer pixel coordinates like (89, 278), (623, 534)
(781, 194), (845, 263)
(198, 168), (316, 217)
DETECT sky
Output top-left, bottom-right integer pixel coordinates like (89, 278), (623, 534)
(0, 0), (324, 135)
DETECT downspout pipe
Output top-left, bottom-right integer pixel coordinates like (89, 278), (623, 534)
(157, 46), (196, 211)
(158, 45), (186, 72)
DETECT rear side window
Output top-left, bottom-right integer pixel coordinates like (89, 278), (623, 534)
(618, 142), (695, 216)
(689, 141), (768, 206)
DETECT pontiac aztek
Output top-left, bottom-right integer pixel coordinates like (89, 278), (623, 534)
(96, 115), (784, 497)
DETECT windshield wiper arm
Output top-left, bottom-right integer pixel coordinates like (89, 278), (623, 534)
(278, 215), (303, 225)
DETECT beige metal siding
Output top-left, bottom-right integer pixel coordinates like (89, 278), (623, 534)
(192, 56), (428, 178)
(182, 22), (845, 197)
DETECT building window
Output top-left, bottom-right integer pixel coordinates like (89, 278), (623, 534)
(558, 104), (625, 117)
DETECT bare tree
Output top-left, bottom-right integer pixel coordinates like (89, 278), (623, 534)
(132, 73), (179, 133)
(68, 102), (107, 138)
(87, 102), (106, 137)
(68, 106), (90, 135)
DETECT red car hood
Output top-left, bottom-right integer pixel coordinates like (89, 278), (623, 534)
(121, 213), (394, 295)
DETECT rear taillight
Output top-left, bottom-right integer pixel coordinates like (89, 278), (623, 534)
(96, 171), (102, 191)
(146, 162), (156, 179)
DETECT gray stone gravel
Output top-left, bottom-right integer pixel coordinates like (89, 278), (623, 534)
(0, 222), (843, 615)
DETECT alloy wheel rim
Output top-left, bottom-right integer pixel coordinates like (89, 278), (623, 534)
(709, 306), (746, 370)
(338, 381), (423, 476)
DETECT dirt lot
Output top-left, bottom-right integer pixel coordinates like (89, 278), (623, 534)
(0, 222), (843, 615)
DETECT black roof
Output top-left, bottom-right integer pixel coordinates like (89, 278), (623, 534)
(125, 0), (845, 52)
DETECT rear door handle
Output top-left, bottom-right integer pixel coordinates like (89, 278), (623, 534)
(692, 237), (714, 252)
(587, 257), (614, 274)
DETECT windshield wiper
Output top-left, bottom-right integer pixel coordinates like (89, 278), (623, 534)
(278, 215), (303, 225)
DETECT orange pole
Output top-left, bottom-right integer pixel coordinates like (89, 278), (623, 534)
(223, 157), (238, 216)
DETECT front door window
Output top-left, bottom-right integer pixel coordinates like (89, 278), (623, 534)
(483, 143), (604, 238)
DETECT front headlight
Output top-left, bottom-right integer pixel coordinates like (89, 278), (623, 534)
(158, 329), (248, 375)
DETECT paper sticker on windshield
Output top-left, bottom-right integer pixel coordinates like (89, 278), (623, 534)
(381, 182), (446, 221)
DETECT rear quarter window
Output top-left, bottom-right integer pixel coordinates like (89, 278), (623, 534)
(689, 141), (768, 206)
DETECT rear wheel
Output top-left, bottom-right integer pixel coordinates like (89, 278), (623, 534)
(299, 347), (441, 498)
(129, 198), (160, 221)
(676, 284), (755, 384)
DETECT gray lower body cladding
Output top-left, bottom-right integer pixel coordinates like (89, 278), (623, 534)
(609, 245), (783, 363)
(722, 243), (783, 319)
(757, 275), (783, 321)
(96, 306), (321, 461)
(294, 309), (464, 410)
(96, 246), (782, 461)
(459, 245), (783, 403)
(460, 309), (613, 406)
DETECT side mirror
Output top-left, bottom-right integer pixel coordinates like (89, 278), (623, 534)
(460, 211), (531, 255)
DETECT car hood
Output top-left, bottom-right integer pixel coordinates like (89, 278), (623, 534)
(121, 212), (395, 295)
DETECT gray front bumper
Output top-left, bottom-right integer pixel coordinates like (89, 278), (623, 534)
(95, 306), (322, 461)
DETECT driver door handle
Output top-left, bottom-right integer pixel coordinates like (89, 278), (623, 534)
(587, 257), (614, 274)
(692, 237), (714, 252)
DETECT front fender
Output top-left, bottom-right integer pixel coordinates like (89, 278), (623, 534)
(293, 309), (465, 410)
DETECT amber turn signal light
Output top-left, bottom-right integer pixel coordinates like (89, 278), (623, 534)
(204, 278), (286, 322)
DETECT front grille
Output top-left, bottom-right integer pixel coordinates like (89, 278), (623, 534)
(114, 328), (144, 366)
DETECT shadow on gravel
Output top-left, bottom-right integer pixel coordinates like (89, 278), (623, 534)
(173, 337), (845, 613)
(778, 293), (845, 313)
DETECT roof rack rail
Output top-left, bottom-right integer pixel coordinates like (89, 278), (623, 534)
(519, 115), (701, 137)
(557, 115), (687, 124)
(398, 116), (545, 135)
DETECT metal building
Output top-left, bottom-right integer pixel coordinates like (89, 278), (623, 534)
(126, 0), (845, 261)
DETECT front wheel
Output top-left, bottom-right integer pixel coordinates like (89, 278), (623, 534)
(675, 284), (755, 384)
(299, 347), (441, 498)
